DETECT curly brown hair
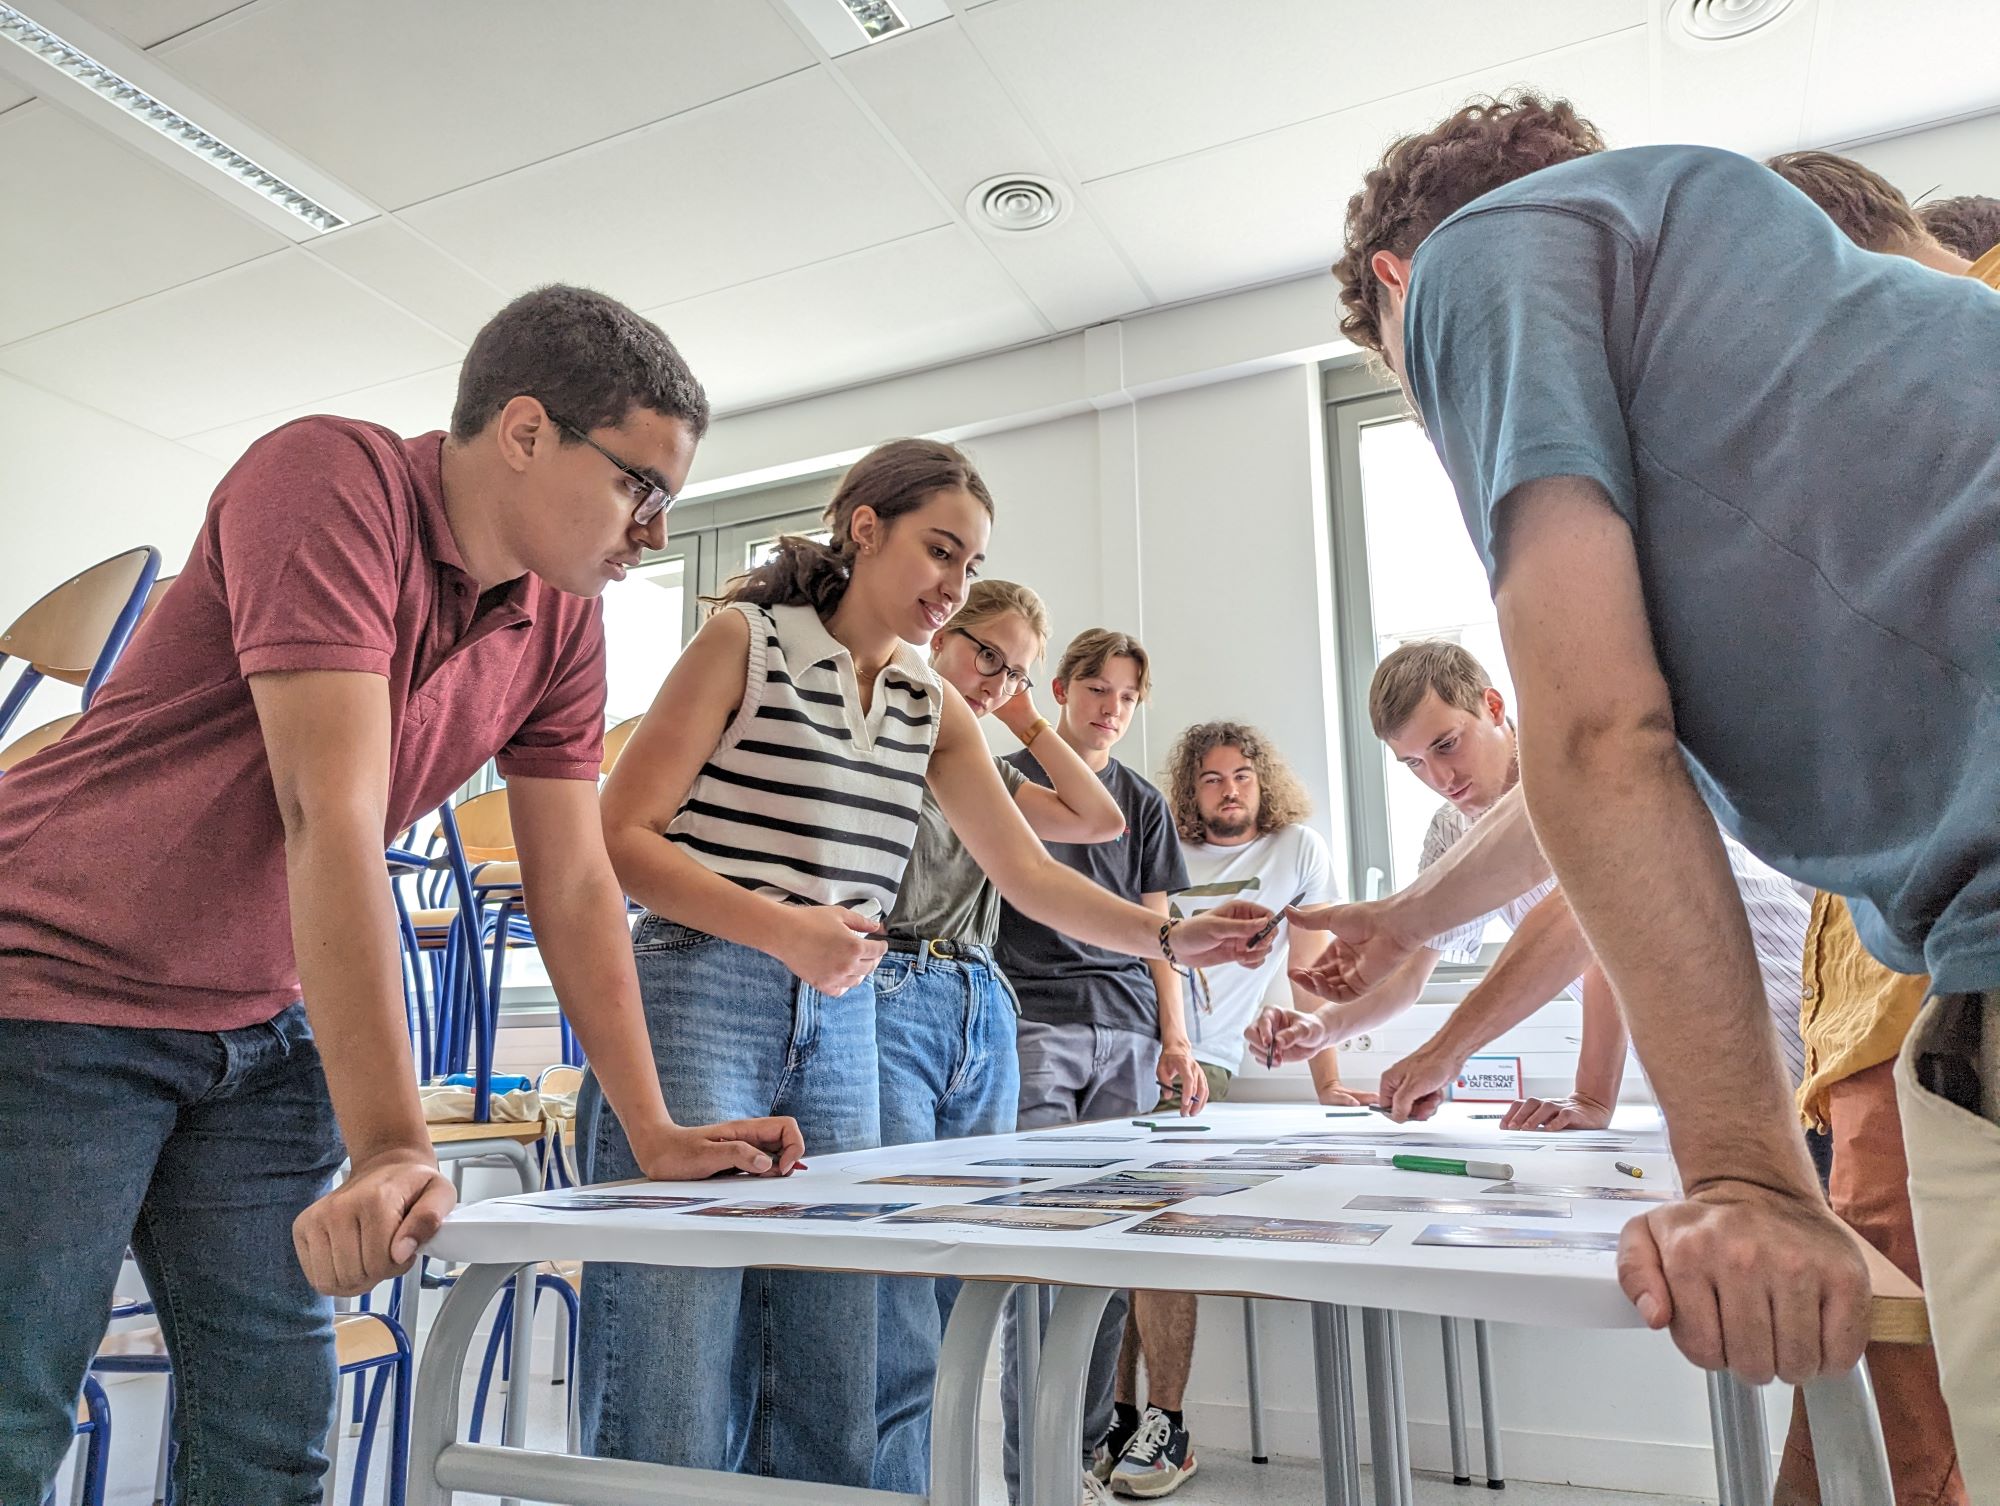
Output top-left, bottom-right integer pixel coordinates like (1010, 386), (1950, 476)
(1332, 92), (1605, 352)
(1765, 151), (1925, 254)
(1920, 194), (2000, 261)
(1162, 721), (1312, 845)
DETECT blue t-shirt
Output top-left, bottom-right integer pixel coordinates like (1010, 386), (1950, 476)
(1402, 144), (2000, 991)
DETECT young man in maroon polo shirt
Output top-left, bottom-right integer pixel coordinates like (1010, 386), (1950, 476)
(0, 285), (804, 1505)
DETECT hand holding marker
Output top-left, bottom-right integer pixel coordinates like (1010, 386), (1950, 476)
(1253, 889), (1312, 1068)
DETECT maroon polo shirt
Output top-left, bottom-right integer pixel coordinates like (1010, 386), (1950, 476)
(0, 417), (607, 1032)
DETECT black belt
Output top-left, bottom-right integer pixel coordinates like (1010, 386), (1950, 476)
(884, 937), (986, 960)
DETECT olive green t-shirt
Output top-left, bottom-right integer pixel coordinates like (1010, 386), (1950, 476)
(886, 756), (1028, 946)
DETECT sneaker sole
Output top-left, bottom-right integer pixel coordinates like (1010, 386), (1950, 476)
(1111, 1453), (1198, 1499)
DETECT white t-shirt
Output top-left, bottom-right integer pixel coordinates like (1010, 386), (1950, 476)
(1172, 824), (1341, 1072)
(1418, 801), (1810, 1086)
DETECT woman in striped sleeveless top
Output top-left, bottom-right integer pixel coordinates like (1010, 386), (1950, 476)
(581, 440), (1272, 1487)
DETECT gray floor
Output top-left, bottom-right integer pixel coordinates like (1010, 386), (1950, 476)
(75, 1333), (1704, 1506)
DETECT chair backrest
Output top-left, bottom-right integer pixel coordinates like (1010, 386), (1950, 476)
(601, 715), (642, 776)
(0, 546), (161, 740)
(452, 787), (517, 864)
(0, 712), (82, 773)
(538, 1064), (584, 1099)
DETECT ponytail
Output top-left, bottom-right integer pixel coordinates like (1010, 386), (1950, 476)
(710, 437), (994, 615)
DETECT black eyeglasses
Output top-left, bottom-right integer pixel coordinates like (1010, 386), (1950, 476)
(952, 627), (1033, 693)
(544, 408), (676, 525)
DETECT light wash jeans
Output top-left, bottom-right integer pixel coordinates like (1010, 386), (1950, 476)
(576, 915), (883, 1487)
(999, 1018), (1161, 1503)
(0, 1003), (343, 1506)
(870, 943), (1021, 1493)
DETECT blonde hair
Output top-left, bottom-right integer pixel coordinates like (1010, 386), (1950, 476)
(1162, 721), (1313, 844)
(1054, 628), (1152, 700)
(942, 579), (1051, 659)
(1368, 640), (1493, 740)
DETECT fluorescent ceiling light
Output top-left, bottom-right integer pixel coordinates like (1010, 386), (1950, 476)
(0, 2), (349, 234)
(840, 0), (908, 41)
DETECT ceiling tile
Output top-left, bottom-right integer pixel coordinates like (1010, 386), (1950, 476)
(179, 362), (462, 463)
(0, 101), (285, 345)
(158, 0), (817, 209)
(62, 0), (258, 49)
(1085, 30), (1653, 306)
(0, 249), (464, 437)
(1652, 1), (1817, 157)
(840, 18), (1144, 325)
(1803, 0), (2000, 146)
(401, 69), (950, 313)
(646, 227), (1047, 415)
(307, 217), (509, 345)
(0, 79), (31, 114)
(965, 0), (1646, 181)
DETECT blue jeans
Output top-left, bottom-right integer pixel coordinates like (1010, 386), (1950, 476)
(0, 1004), (343, 1506)
(870, 944), (1021, 1494)
(576, 916), (883, 1486)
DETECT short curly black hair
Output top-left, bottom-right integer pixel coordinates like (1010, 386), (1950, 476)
(450, 284), (709, 442)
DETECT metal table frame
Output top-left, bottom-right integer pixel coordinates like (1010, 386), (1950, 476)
(406, 1253), (1896, 1506)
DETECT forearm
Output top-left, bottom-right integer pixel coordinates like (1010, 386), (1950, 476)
(1571, 965), (1628, 1109)
(1429, 890), (1594, 1064)
(1395, 785), (1552, 941)
(1524, 728), (1811, 1197)
(525, 871), (676, 1138)
(1307, 1042), (1345, 1096)
(1314, 948), (1438, 1038)
(1025, 724), (1122, 832)
(605, 823), (793, 958)
(283, 814), (430, 1168)
(1148, 955), (1189, 1047)
(989, 847), (1168, 960)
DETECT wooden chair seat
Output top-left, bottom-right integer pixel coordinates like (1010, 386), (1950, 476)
(1861, 1236), (1930, 1345)
(471, 861), (522, 890)
(427, 1118), (546, 1146)
(407, 907), (458, 930)
(0, 712), (81, 772)
(97, 1312), (397, 1367)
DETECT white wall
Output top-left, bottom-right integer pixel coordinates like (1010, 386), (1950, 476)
(0, 372), (226, 729)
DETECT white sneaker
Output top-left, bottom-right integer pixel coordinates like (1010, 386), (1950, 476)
(1082, 1469), (1116, 1505)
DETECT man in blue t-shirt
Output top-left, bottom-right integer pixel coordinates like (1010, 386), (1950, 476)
(1308, 93), (1998, 1486)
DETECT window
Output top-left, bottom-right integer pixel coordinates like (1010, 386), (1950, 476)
(602, 555), (690, 725)
(1325, 370), (1520, 950)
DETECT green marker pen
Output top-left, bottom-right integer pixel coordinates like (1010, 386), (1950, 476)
(1391, 1153), (1514, 1180)
(1131, 1120), (1210, 1132)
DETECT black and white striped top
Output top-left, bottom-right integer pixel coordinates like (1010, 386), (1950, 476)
(665, 602), (939, 919)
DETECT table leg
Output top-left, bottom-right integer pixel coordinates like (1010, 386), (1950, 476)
(1245, 1299), (1269, 1465)
(410, 1263), (514, 1506)
(1029, 1286), (1115, 1506)
(1732, 1373), (1772, 1504)
(1360, 1310), (1399, 1506)
(1472, 1319), (1504, 1488)
(1441, 1318), (1471, 1486)
(1705, 1371), (1737, 1505)
(1311, 1304), (1356, 1506)
(1335, 1309), (1362, 1504)
(929, 1281), (1012, 1506)
(1014, 1284), (1041, 1499)
(1386, 1314), (1412, 1506)
(1801, 1363), (1894, 1506)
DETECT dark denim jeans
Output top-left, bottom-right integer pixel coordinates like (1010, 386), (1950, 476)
(575, 916), (883, 1487)
(0, 1003), (343, 1506)
(870, 944), (1021, 1493)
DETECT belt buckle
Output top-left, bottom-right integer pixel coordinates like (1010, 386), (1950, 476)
(928, 938), (953, 960)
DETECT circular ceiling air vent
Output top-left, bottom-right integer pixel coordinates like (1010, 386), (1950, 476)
(1673, 0), (1799, 42)
(968, 174), (1067, 235)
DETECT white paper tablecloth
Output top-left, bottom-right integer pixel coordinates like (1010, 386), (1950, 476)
(428, 1103), (1672, 1330)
